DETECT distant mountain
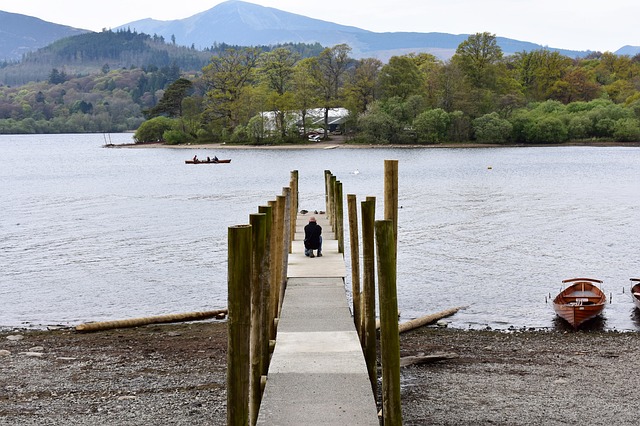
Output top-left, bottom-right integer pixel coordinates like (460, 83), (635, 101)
(0, 10), (89, 61)
(615, 45), (640, 56)
(118, 0), (596, 60)
(2, 1), (639, 64)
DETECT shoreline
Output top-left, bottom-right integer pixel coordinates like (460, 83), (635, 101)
(2, 323), (639, 425)
(109, 139), (640, 150)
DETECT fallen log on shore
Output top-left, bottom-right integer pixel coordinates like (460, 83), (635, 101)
(400, 352), (459, 367)
(75, 309), (228, 333)
(398, 306), (467, 333)
(376, 306), (467, 333)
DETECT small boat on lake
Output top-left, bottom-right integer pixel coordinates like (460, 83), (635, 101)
(553, 278), (606, 329)
(631, 278), (640, 310)
(185, 159), (231, 164)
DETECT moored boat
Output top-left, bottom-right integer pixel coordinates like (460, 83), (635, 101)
(185, 159), (231, 164)
(553, 278), (606, 329)
(631, 278), (640, 310)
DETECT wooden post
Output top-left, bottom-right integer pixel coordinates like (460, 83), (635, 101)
(384, 159), (399, 258)
(361, 196), (377, 396)
(227, 224), (252, 426)
(347, 194), (362, 342)
(328, 174), (336, 223)
(375, 219), (402, 426)
(335, 180), (344, 253)
(324, 170), (331, 217)
(289, 170), (298, 253)
(276, 193), (288, 316)
(270, 197), (283, 337)
(258, 205), (273, 373)
(281, 188), (291, 301)
(249, 213), (267, 426)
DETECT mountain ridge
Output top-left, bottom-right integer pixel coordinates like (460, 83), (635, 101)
(2, 0), (640, 62)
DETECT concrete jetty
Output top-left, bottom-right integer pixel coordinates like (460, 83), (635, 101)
(257, 213), (379, 425)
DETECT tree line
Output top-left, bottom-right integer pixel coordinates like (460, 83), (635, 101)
(2, 32), (640, 143)
(137, 32), (640, 144)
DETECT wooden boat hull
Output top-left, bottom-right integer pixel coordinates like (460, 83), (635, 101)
(631, 279), (640, 311)
(553, 278), (605, 329)
(185, 159), (231, 164)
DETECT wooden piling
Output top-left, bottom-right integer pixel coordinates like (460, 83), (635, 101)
(329, 175), (337, 229)
(267, 199), (278, 339)
(361, 196), (377, 396)
(280, 188), (291, 308)
(275, 194), (287, 317)
(250, 213), (267, 426)
(289, 171), (298, 253)
(324, 170), (331, 218)
(384, 159), (399, 259)
(375, 219), (402, 426)
(227, 224), (253, 426)
(347, 194), (362, 341)
(325, 171), (333, 220)
(271, 195), (285, 339)
(258, 204), (273, 373)
(335, 180), (344, 253)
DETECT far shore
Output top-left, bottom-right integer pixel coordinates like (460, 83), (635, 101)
(109, 137), (640, 150)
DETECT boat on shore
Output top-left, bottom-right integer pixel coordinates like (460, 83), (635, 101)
(553, 278), (606, 329)
(185, 159), (231, 164)
(631, 278), (640, 310)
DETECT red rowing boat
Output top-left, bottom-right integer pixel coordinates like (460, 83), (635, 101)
(631, 278), (640, 310)
(553, 278), (606, 329)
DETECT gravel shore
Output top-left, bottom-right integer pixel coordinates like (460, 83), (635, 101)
(2, 322), (638, 425)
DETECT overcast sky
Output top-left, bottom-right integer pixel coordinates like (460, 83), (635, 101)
(0, 0), (637, 52)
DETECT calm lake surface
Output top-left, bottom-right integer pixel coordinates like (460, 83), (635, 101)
(1, 134), (639, 331)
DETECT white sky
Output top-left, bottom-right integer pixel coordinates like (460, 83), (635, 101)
(0, 0), (637, 52)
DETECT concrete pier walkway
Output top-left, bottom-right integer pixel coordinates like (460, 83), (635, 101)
(257, 214), (379, 425)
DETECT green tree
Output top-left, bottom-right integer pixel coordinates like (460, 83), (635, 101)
(472, 112), (512, 143)
(258, 47), (299, 139)
(413, 108), (450, 143)
(343, 57), (382, 113)
(309, 44), (353, 138)
(147, 78), (194, 119)
(453, 32), (503, 88)
(613, 118), (640, 141)
(202, 47), (261, 136)
(134, 116), (175, 142)
(378, 55), (424, 100)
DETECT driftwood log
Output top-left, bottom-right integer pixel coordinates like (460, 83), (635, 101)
(376, 306), (467, 333)
(75, 309), (228, 332)
(400, 352), (459, 367)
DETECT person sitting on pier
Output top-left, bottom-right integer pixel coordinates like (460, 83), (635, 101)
(304, 216), (322, 258)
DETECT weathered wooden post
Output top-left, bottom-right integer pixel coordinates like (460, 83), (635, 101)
(289, 170), (298, 253)
(329, 174), (336, 225)
(361, 196), (377, 396)
(335, 180), (344, 253)
(258, 205), (273, 374)
(227, 224), (252, 426)
(249, 213), (267, 426)
(280, 188), (291, 305)
(276, 192), (288, 316)
(384, 159), (399, 258)
(270, 197), (283, 337)
(347, 194), (362, 341)
(324, 170), (331, 217)
(375, 219), (402, 425)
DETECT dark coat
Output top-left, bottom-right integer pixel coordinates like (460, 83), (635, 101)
(304, 222), (322, 249)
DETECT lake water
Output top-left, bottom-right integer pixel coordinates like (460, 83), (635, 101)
(1, 134), (639, 331)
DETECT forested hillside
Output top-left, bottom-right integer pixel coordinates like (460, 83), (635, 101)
(2, 31), (640, 143)
(135, 33), (640, 146)
(0, 30), (326, 134)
